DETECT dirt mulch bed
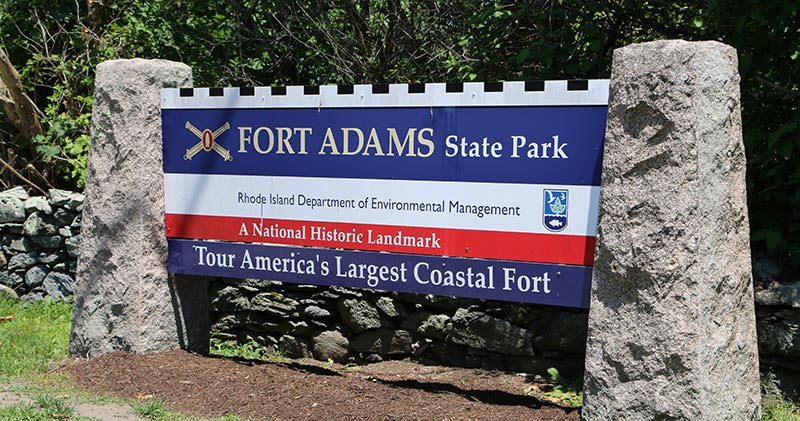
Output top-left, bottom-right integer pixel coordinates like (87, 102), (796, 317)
(62, 350), (580, 421)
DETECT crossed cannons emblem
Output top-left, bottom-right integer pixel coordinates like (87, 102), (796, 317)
(184, 121), (233, 161)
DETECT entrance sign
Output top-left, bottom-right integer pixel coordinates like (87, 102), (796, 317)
(161, 81), (608, 308)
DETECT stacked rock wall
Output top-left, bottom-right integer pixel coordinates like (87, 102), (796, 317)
(210, 278), (589, 376)
(0, 186), (83, 302)
(210, 275), (800, 394)
(755, 281), (800, 395)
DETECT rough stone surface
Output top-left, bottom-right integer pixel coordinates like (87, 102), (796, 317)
(417, 314), (451, 340)
(23, 213), (56, 236)
(351, 329), (412, 355)
(49, 189), (84, 211)
(312, 330), (349, 363)
(338, 298), (382, 333)
(533, 311), (588, 355)
(0, 271), (22, 287)
(24, 265), (48, 288)
(2, 186), (29, 201)
(69, 59), (208, 358)
(248, 293), (299, 317)
(374, 296), (402, 318)
(303, 305), (332, 319)
(64, 235), (80, 258)
(31, 235), (63, 249)
(0, 194), (25, 223)
(8, 252), (37, 271)
(0, 283), (17, 300)
(23, 196), (52, 215)
(449, 308), (534, 356)
(279, 335), (312, 358)
(756, 282), (800, 308)
(757, 311), (800, 358)
(42, 272), (75, 302)
(583, 40), (760, 421)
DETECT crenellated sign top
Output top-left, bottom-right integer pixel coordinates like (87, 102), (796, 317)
(162, 80), (609, 109)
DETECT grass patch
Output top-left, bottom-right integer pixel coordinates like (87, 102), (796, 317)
(133, 396), (252, 420)
(763, 394), (800, 421)
(0, 392), (92, 421)
(133, 397), (171, 419)
(0, 297), (72, 377)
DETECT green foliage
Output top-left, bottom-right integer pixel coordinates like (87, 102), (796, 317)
(210, 337), (289, 363)
(0, 297), (72, 376)
(0, 392), (89, 421)
(0, 404), (65, 421)
(210, 338), (267, 360)
(133, 397), (171, 420)
(133, 396), (251, 421)
(32, 393), (76, 419)
(763, 395), (800, 421)
(0, 0), (798, 268)
(542, 367), (583, 408)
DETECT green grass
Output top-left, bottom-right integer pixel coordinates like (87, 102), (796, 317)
(0, 392), (93, 421)
(764, 394), (800, 421)
(133, 397), (250, 421)
(0, 298), (250, 421)
(0, 297), (72, 377)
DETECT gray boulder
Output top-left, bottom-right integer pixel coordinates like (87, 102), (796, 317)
(312, 330), (350, 363)
(583, 40), (760, 421)
(1, 186), (29, 200)
(0, 271), (23, 287)
(31, 235), (64, 249)
(533, 311), (588, 355)
(0, 195), (25, 223)
(756, 282), (800, 308)
(23, 196), (52, 215)
(23, 212), (56, 236)
(64, 235), (80, 258)
(49, 189), (85, 211)
(303, 305), (332, 319)
(8, 252), (38, 271)
(42, 272), (75, 302)
(248, 292), (299, 317)
(338, 298), (382, 333)
(24, 265), (48, 288)
(0, 283), (18, 300)
(417, 314), (451, 340)
(449, 308), (534, 356)
(351, 328), (412, 355)
(279, 335), (312, 358)
(757, 312), (800, 358)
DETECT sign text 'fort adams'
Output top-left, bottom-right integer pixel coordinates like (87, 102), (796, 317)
(161, 81), (608, 308)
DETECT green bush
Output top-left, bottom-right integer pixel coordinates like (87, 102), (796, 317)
(0, 0), (797, 269)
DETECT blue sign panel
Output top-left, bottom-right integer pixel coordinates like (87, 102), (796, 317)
(162, 106), (607, 186)
(168, 238), (592, 308)
(162, 81), (608, 308)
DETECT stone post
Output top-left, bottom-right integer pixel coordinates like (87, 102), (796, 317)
(583, 40), (760, 420)
(70, 59), (210, 357)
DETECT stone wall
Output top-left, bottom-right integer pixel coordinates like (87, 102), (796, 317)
(210, 272), (800, 395)
(0, 186), (83, 302)
(755, 279), (800, 395)
(210, 278), (589, 376)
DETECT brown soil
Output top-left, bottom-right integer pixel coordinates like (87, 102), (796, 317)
(62, 350), (580, 421)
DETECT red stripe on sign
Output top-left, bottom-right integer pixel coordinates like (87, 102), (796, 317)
(165, 214), (595, 266)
